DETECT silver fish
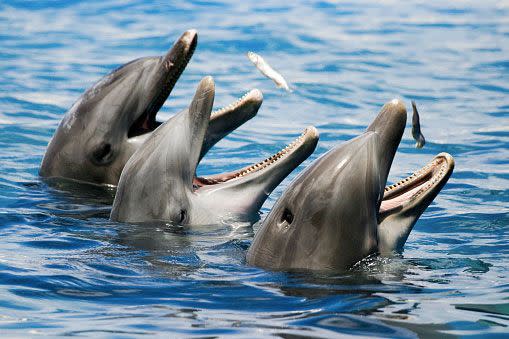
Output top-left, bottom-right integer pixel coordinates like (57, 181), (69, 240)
(247, 51), (291, 92)
(411, 100), (426, 149)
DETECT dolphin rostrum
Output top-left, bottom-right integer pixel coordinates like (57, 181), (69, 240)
(40, 30), (262, 186)
(110, 76), (319, 225)
(247, 99), (454, 271)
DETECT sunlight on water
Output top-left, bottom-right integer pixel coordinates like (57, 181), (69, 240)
(0, 0), (508, 336)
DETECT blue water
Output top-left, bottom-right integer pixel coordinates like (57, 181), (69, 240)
(1, 0), (508, 337)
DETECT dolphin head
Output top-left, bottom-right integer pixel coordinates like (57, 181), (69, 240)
(366, 101), (455, 254)
(40, 30), (197, 185)
(110, 76), (319, 225)
(40, 30), (262, 186)
(247, 99), (454, 271)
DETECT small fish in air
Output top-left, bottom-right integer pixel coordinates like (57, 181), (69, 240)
(247, 51), (291, 92)
(411, 100), (426, 149)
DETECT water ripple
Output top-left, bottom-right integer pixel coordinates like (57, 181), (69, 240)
(0, 0), (508, 336)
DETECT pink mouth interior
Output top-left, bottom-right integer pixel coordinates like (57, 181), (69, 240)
(377, 155), (450, 217)
(379, 180), (428, 214)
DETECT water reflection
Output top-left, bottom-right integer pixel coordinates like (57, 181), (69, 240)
(1, 0), (508, 336)
(36, 177), (115, 219)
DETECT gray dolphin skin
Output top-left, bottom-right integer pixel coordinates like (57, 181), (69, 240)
(40, 30), (263, 186)
(247, 99), (454, 271)
(110, 76), (319, 225)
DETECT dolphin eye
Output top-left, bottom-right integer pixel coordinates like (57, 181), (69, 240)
(91, 143), (114, 165)
(281, 208), (294, 225)
(179, 209), (187, 224)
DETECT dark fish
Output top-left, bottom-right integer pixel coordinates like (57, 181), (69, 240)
(411, 100), (426, 149)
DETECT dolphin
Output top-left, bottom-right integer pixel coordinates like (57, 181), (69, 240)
(110, 76), (319, 225)
(246, 99), (454, 271)
(40, 30), (263, 186)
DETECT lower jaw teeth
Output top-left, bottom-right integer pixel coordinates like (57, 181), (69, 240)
(232, 132), (308, 179)
(212, 90), (253, 115)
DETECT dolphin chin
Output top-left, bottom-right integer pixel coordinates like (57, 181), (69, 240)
(39, 29), (262, 186)
(110, 76), (319, 225)
(247, 99), (454, 271)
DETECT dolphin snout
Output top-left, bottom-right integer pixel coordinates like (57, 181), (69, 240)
(182, 29), (197, 41)
(178, 29), (198, 49)
(366, 98), (407, 137)
(164, 29), (198, 68)
(365, 99), (407, 188)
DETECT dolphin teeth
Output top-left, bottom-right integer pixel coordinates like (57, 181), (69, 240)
(212, 89), (257, 115)
(229, 127), (311, 180)
(383, 155), (450, 200)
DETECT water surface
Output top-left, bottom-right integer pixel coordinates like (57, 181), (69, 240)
(0, 0), (508, 337)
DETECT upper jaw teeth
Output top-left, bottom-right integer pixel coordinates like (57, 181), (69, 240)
(383, 157), (449, 197)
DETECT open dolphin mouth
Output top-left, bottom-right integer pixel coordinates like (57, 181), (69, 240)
(193, 127), (318, 189)
(364, 99), (455, 225)
(111, 76), (319, 224)
(128, 88), (261, 139)
(125, 32), (264, 145)
(379, 153), (454, 220)
(128, 30), (198, 138)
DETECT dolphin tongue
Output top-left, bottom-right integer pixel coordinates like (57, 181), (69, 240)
(365, 99), (407, 204)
